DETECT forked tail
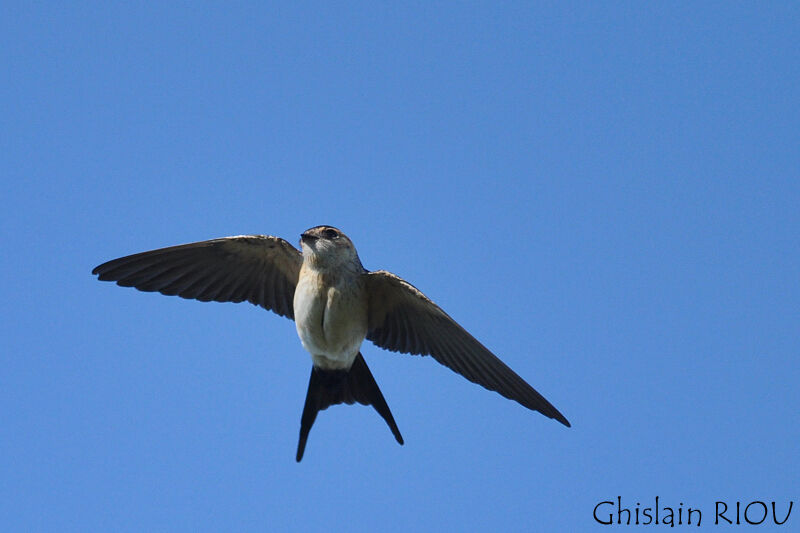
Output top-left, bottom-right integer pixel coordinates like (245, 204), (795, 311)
(296, 352), (404, 462)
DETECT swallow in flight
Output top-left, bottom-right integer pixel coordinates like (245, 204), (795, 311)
(92, 226), (570, 461)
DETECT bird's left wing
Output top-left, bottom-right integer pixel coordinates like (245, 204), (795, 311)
(92, 235), (302, 319)
(365, 270), (570, 426)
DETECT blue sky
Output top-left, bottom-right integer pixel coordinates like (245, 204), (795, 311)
(2, 2), (798, 531)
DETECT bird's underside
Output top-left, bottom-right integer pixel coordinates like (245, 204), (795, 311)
(92, 227), (569, 461)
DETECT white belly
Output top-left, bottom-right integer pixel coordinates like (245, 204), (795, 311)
(293, 271), (368, 370)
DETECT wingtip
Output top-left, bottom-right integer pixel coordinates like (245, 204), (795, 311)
(296, 434), (310, 462)
(91, 262), (110, 277)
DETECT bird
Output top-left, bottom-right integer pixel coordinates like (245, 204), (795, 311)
(92, 225), (570, 461)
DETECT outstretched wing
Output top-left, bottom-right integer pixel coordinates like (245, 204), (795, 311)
(92, 235), (302, 319)
(365, 270), (569, 426)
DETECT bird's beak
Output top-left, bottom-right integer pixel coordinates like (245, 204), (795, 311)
(300, 232), (318, 244)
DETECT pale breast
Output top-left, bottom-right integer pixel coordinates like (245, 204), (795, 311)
(293, 269), (368, 369)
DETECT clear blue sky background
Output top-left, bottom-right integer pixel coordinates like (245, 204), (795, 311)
(3, 2), (798, 531)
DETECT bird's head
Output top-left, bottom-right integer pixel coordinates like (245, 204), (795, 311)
(300, 226), (363, 272)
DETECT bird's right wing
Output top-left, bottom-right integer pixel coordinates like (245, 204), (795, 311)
(365, 270), (570, 426)
(92, 235), (302, 319)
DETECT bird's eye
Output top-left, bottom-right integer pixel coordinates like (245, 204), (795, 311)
(322, 229), (339, 240)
